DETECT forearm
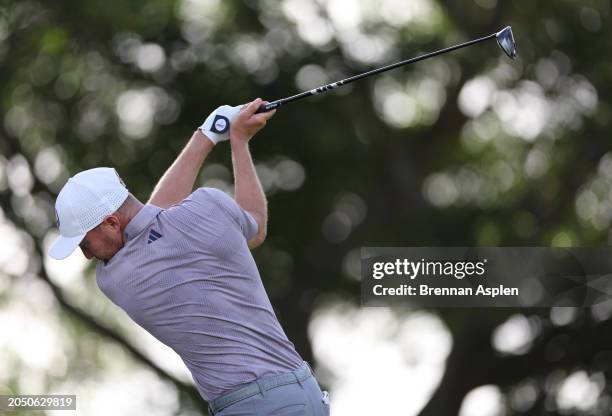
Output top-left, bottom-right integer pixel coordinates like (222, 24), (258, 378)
(231, 141), (267, 234)
(148, 130), (214, 208)
(226, 97), (275, 247)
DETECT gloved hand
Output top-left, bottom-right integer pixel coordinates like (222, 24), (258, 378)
(199, 105), (241, 144)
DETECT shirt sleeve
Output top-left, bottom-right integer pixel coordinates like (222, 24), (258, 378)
(196, 188), (259, 241)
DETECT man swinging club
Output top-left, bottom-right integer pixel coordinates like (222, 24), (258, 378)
(48, 98), (330, 415)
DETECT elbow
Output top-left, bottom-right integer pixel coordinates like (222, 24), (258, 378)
(248, 222), (267, 249)
(248, 234), (266, 249)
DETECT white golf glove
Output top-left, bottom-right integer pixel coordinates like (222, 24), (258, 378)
(199, 105), (241, 144)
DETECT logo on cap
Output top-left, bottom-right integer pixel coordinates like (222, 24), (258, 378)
(211, 115), (230, 134)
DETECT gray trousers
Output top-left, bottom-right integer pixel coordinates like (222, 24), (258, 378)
(208, 362), (330, 416)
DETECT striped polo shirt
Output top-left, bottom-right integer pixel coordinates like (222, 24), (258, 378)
(95, 187), (303, 400)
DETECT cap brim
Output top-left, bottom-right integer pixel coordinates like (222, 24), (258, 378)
(48, 233), (86, 260)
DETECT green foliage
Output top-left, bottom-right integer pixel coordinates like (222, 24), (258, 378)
(1, 0), (612, 414)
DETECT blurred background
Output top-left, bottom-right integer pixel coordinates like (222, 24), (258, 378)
(1, 0), (612, 414)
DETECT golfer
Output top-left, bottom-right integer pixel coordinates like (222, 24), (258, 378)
(48, 98), (330, 415)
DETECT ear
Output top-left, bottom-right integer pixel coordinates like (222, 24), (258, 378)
(101, 214), (122, 230)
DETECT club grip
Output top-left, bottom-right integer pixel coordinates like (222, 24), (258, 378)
(255, 101), (280, 114)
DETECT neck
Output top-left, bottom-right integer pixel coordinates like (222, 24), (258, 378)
(119, 199), (145, 232)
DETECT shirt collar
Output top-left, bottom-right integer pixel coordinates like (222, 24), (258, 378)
(123, 204), (162, 241)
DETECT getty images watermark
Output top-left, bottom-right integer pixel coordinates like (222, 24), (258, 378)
(361, 247), (612, 307)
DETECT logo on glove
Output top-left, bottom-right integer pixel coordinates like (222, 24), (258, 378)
(211, 115), (230, 134)
(199, 104), (240, 144)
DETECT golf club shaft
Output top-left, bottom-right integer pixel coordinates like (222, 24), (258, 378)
(255, 32), (497, 114)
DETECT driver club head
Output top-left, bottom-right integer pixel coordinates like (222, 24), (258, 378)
(496, 26), (517, 59)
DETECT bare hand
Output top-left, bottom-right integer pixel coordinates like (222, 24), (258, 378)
(230, 98), (276, 144)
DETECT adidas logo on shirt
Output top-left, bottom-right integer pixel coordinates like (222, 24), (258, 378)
(148, 229), (162, 244)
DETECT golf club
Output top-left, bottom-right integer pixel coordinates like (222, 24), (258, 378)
(255, 26), (516, 114)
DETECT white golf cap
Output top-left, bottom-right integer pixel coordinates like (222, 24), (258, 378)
(48, 167), (129, 260)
